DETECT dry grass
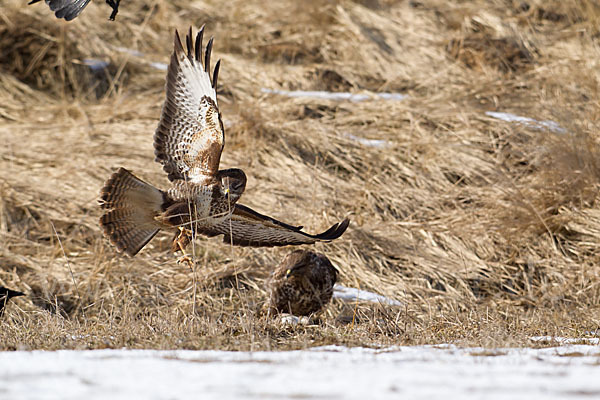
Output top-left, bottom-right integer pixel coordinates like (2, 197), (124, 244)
(1, 0), (600, 351)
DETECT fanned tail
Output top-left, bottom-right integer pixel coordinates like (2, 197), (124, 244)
(99, 168), (166, 256)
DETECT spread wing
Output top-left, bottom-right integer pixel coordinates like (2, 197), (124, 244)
(29, 0), (92, 21)
(197, 204), (350, 247)
(154, 26), (224, 183)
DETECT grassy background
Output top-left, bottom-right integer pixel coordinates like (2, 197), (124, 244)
(1, 0), (599, 350)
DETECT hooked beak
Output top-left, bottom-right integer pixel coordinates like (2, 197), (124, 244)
(331, 261), (341, 273)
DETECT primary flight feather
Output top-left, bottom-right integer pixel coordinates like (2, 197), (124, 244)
(99, 27), (349, 259)
(29, 0), (121, 21)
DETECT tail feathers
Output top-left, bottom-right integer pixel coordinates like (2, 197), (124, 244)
(99, 168), (165, 257)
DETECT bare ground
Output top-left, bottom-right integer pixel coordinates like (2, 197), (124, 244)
(1, 0), (599, 350)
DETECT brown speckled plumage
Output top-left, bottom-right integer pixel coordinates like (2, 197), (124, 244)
(265, 250), (338, 316)
(99, 27), (349, 258)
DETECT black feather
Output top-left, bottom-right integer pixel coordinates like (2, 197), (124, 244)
(212, 60), (221, 89)
(205, 37), (214, 77)
(0, 286), (24, 316)
(186, 27), (193, 61)
(196, 25), (205, 62)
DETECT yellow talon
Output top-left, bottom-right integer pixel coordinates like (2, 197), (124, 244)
(173, 227), (193, 270)
(177, 254), (194, 270)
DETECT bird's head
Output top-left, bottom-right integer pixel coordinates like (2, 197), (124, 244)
(283, 250), (315, 279)
(218, 168), (247, 203)
(284, 250), (339, 281)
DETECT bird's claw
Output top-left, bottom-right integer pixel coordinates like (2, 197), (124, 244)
(173, 227), (194, 270)
(177, 255), (194, 271)
(172, 227), (192, 253)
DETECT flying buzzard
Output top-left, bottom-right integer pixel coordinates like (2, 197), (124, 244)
(0, 286), (24, 316)
(99, 27), (349, 259)
(264, 250), (338, 316)
(29, 0), (120, 21)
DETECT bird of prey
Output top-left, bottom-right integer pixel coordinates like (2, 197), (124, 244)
(29, 0), (120, 21)
(0, 286), (24, 316)
(264, 250), (338, 316)
(99, 27), (349, 259)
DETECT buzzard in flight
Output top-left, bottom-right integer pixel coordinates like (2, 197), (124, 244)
(29, 0), (120, 21)
(0, 286), (24, 316)
(100, 27), (349, 259)
(264, 250), (338, 316)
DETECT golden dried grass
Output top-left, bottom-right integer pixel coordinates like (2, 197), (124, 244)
(1, 0), (600, 350)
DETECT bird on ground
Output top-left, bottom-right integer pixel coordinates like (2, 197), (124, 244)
(264, 250), (339, 317)
(99, 27), (349, 261)
(0, 286), (24, 316)
(29, 0), (120, 21)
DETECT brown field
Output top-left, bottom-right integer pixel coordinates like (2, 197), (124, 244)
(1, 0), (599, 351)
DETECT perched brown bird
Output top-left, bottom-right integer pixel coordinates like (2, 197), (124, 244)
(264, 250), (339, 316)
(99, 27), (349, 259)
(0, 286), (24, 316)
(29, 0), (120, 21)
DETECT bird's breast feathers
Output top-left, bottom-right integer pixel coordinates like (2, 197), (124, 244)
(166, 181), (233, 225)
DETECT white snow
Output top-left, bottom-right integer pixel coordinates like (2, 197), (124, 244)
(113, 46), (146, 58)
(82, 59), (110, 72)
(485, 111), (566, 134)
(2, 344), (599, 399)
(112, 47), (169, 70)
(333, 284), (402, 306)
(261, 88), (408, 102)
(148, 62), (168, 71)
(343, 133), (391, 148)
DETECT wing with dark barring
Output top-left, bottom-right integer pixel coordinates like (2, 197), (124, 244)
(196, 204), (350, 247)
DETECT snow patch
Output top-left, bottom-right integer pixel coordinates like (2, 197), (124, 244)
(343, 133), (391, 148)
(112, 47), (169, 70)
(2, 345), (600, 399)
(148, 62), (168, 71)
(485, 111), (566, 134)
(262, 88), (408, 102)
(113, 46), (146, 58)
(333, 284), (402, 306)
(82, 59), (110, 72)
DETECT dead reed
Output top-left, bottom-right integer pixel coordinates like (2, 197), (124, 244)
(1, 0), (599, 350)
